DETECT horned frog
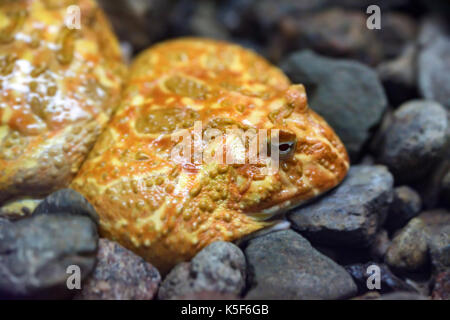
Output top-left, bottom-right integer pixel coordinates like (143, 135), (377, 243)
(71, 38), (349, 274)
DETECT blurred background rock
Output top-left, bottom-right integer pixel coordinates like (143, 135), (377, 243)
(97, 0), (445, 64)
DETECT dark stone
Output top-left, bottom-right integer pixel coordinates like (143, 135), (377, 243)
(375, 100), (449, 184)
(190, 1), (230, 40)
(360, 155), (375, 165)
(414, 157), (450, 209)
(281, 51), (388, 159)
(218, 0), (258, 36)
(158, 241), (246, 300)
(278, 9), (415, 66)
(345, 262), (417, 294)
(419, 209), (450, 228)
(376, 13), (417, 61)
(171, 0), (230, 40)
(418, 18), (450, 110)
(98, 0), (173, 51)
(386, 186), (422, 232)
(429, 225), (450, 274)
(419, 0), (450, 13)
(0, 215), (98, 299)
(442, 170), (450, 208)
(369, 229), (391, 261)
(314, 246), (371, 266)
(385, 218), (429, 272)
(419, 210), (450, 273)
(280, 9), (383, 66)
(33, 189), (99, 226)
(218, 0), (409, 43)
(377, 45), (418, 107)
(402, 275), (431, 297)
(289, 165), (394, 247)
(168, 0), (232, 41)
(244, 230), (357, 300)
(74, 239), (160, 300)
(431, 271), (450, 300)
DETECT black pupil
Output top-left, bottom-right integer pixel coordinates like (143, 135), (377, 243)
(279, 143), (291, 152)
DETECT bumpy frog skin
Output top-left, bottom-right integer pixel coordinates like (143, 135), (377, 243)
(0, 0), (125, 204)
(72, 38), (350, 273)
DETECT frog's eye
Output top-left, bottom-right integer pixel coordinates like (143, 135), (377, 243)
(268, 130), (297, 160)
(278, 140), (297, 159)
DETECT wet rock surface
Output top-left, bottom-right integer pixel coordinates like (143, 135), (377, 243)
(0, 217), (11, 231)
(244, 230), (357, 300)
(75, 239), (160, 300)
(386, 186), (422, 232)
(0, 215), (98, 299)
(33, 189), (99, 226)
(375, 100), (449, 183)
(289, 165), (394, 247)
(158, 242), (246, 300)
(385, 218), (429, 272)
(281, 51), (387, 159)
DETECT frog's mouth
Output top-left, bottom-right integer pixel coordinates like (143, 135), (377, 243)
(234, 218), (292, 246)
(245, 183), (334, 222)
(246, 198), (302, 222)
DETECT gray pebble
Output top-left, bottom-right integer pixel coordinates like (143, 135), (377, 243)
(289, 165), (394, 247)
(244, 230), (357, 300)
(158, 241), (246, 300)
(376, 100), (449, 183)
(0, 215), (98, 299)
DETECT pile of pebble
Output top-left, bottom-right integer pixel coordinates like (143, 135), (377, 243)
(0, 0), (449, 300)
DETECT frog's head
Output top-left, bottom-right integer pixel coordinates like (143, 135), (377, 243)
(203, 84), (349, 219)
(174, 84), (349, 249)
